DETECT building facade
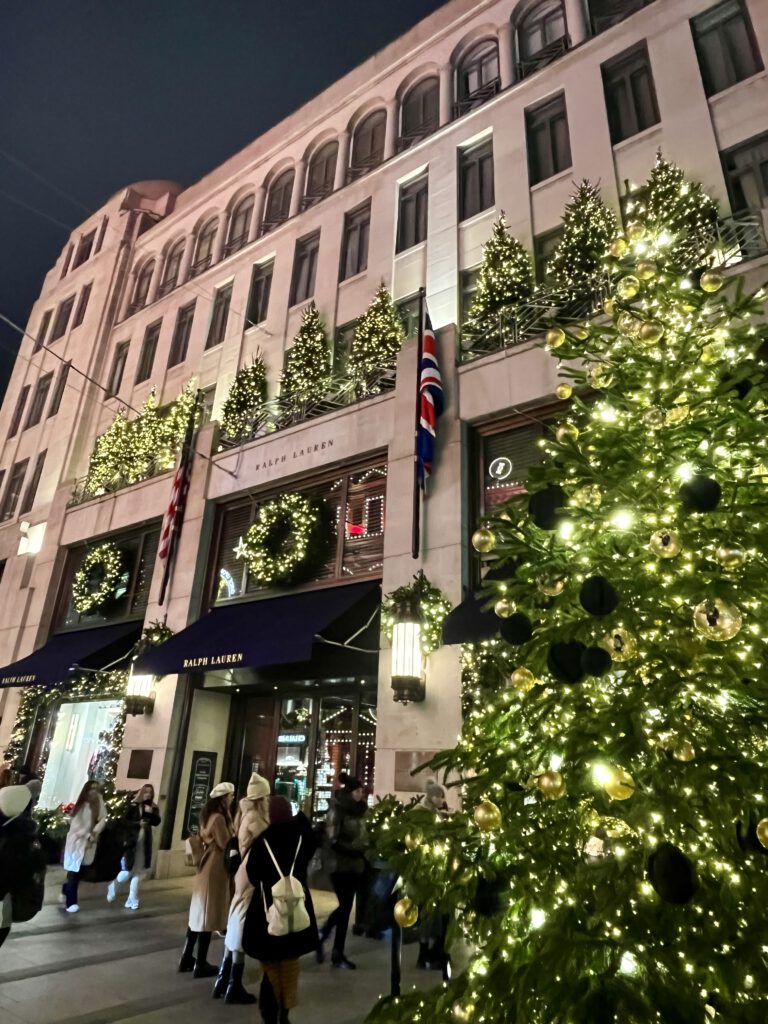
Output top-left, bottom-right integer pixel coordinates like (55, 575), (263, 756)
(0, 0), (766, 874)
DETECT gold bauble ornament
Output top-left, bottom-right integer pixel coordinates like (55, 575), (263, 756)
(473, 799), (502, 832)
(609, 237), (628, 258)
(642, 406), (665, 428)
(636, 259), (658, 281)
(650, 530), (682, 559)
(756, 819), (768, 850)
(571, 325), (589, 341)
(510, 666), (536, 693)
(601, 627), (637, 662)
(665, 404), (689, 425)
(700, 269), (724, 293)
(637, 320), (665, 345)
(700, 341), (724, 364)
(471, 526), (496, 554)
(616, 275), (640, 300)
(693, 598), (742, 641)
(404, 833), (419, 851)
(572, 483), (601, 508)
(555, 383), (573, 400)
(626, 221), (646, 242)
(556, 422), (579, 443)
(393, 897), (419, 929)
(604, 768), (635, 801)
(588, 364), (614, 389)
(617, 311), (638, 335)
(546, 327), (566, 349)
(715, 544), (747, 570)
(603, 297), (616, 317)
(537, 574), (566, 596)
(672, 739), (696, 762)
(494, 598), (515, 619)
(452, 1002), (475, 1023)
(537, 770), (567, 800)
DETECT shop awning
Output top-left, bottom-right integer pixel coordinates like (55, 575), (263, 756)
(134, 581), (381, 678)
(0, 621), (143, 688)
(442, 564), (518, 645)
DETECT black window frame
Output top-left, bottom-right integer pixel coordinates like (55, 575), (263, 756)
(106, 341), (130, 397)
(691, 0), (763, 98)
(350, 110), (387, 179)
(160, 240), (185, 295)
(168, 302), (196, 368)
(290, 232), (321, 306)
(206, 283), (233, 350)
(262, 172), (295, 234)
(400, 77), (440, 148)
(192, 218), (218, 276)
(0, 460), (29, 522)
(305, 142), (338, 206)
(25, 373), (53, 429)
(460, 267), (480, 324)
(397, 174), (429, 252)
(133, 261), (155, 309)
(459, 139), (495, 222)
(47, 362), (71, 418)
(50, 295), (75, 342)
(135, 321), (161, 384)
(72, 229), (96, 270)
(534, 225), (564, 283)
(396, 295), (421, 339)
(526, 93), (572, 186)
(457, 39), (501, 112)
(226, 196), (255, 254)
(19, 450), (46, 516)
(33, 310), (52, 353)
(72, 282), (92, 328)
(246, 262), (274, 327)
(334, 321), (357, 372)
(7, 385), (30, 439)
(602, 42), (660, 145)
(340, 202), (371, 281)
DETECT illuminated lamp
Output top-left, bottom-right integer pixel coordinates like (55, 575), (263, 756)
(390, 593), (425, 704)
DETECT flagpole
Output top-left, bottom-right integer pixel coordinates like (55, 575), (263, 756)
(411, 287), (425, 560)
(159, 391), (201, 606)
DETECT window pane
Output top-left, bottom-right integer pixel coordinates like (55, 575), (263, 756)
(247, 263), (273, 325)
(48, 362), (71, 417)
(72, 283), (92, 327)
(20, 450), (46, 515)
(551, 113), (571, 173)
(206, 284), (232, 349)
(25, 374), (52, 429)
(8, 386), (30, 438)
(313, 697), (355, 821)
(33, 310), (52, 353)
(136, 324), (160, 384)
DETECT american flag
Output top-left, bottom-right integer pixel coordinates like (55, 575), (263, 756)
(158, 396), (198, 605)
(416, 311), (443, 490)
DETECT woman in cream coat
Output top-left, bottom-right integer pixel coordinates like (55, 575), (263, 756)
(61, 781), (107, 913)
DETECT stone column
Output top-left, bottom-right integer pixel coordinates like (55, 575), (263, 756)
(178, 238), (194, 284)
(146, 257), (163, 304)
(334, 129), (351, 191)
(497, 20), (515, 89)
(564, 0), (587, 46)
(289, 160), (306, 219)
(439, 63), (453, 126)
(249, 186), (267, 242)
(212, 214), (229, 264)
(384, 98), (399, 161)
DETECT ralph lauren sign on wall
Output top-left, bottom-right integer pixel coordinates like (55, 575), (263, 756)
(249, 438), (335, 478)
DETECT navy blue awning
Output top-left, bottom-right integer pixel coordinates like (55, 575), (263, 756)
(442, 564), (519, 645)
(0, 621), (143, 688)
(134, 581), (380, 678)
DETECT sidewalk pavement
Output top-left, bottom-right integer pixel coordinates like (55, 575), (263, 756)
(0, 868), (446, 1024)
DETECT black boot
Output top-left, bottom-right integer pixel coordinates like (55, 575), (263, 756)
(331, 949), (357, 969)
(224, 961), (257, 1004)
(179, 929), (197, 973)
(212, 950), (232, 998)
(260, 974), (279, 1024)
(193, 931), (218, 978)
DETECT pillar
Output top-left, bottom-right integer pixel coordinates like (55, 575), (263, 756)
(146, 258), (163, 305)
(497, 21), (515, 89)
(439, 63), (453, 127)
(564, 0), (587, 47)
(178, 238), (194, 284)
(249, 186), (267, 242)
(384, 98), (399, 161)
(212, 214), (229, 264)
(334, 130), (351, 191)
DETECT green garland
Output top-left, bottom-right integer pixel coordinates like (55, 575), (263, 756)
(382, 571), (452, 655)
(72, 542), (123, 614)
(240, 493), (332, 588)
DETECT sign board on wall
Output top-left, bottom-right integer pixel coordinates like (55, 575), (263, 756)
(182, 750), (218, 839)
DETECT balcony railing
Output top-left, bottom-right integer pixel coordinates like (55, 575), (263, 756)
(454, 79), (500, 119)
(218, 363), (397, 450)
(189, 254), (212, 278)
(397, 119), (439, 153)
(260, 214), (289, 237)
(346, 152), (385, 184)
(224, 233), (248, 257)
(301, 185), (333, 211)
(68, 455), (173, 508)
(590, 0), (655, 35)
(517, 36), (570, 80)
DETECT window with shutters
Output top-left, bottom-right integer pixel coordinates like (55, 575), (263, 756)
(246, 262), (273, 326)
(135, 322), (161, 384)
(397, 175), (428, 252)
(340, 202), (371, 281)
(602, 44), (660, 144)
(25, 373), (53, 429)
(526, 94), (571, 185)
(20, 450), (46, 515)
(691, 0), (763, 97)
(48, 362), (71, 418)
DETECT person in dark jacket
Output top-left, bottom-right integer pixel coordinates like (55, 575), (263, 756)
(317, 772), (368, 969)
(0, 785), (46, 949)
(107, 784), (161, 910)
(243, 795), (317, 1024)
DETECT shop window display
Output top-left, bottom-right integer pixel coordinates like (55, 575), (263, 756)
(274, 697), (314, 814)
(37, 699), (124, 809)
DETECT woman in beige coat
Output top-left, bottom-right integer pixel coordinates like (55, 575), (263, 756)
(179, 781), (235, 978)
(213, 771), (270, 1004)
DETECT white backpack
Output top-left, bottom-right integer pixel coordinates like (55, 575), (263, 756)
(262, 835), (311, 936)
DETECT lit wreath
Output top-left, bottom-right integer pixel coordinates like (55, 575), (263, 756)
(72, 542), (123, 614)
(242, 493), (332, 587)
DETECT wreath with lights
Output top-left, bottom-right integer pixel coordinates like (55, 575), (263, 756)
(241, 493), (333, 588)
(72, 542), (123, 614)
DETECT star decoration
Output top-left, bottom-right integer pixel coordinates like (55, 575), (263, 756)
(233, 536), (248, 560)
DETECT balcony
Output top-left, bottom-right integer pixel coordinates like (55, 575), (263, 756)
(189, 254), (212, 278)
(224, 233), (248, 257)
(156, 278), (177, 299)
(454, 79), (500, 119)
(589, 0), (655, 35)
(68, 454), (172, 507)
(346, 153), (384, 184)
(517, 37), (569, 80)
(397, 119), (439, 153)
(301, 185), (333, 211)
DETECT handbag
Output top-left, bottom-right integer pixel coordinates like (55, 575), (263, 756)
(261, 836), (310, 936)
(224, 835), (241, 876)
(185, 833), (204, 868)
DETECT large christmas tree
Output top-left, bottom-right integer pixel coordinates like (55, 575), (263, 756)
(370, 167), (768, 1024)
(280, 303), (332, 405)
(547, 180), (618, 298)
(348, 284), (405, 391)
(464, 214), (534, 338)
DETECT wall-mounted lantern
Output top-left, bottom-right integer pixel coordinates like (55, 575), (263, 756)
(391, 593), (425, 704)
(125, 663), (156, 716)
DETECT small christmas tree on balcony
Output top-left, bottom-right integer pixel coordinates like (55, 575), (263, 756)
(280, 303), (332, 406)
(464, 214), (534, 339)
(348, 284), (405, 391)
(221, 354), (267, 440)
(547, 180), (618, 298)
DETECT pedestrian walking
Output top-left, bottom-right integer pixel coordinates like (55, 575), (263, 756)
(243, 795), (318, 1024)
(179, 781), (235, 978)
(106, 785), (161, 910)
(317, 772), (368, 969)
(0, 785), (46, 949)
(61, 780), (107, 913)
(214, 771), (270, 1003)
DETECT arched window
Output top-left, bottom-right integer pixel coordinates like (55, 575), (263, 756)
(400, 77), (439, 150)
(456, 40), (500, 115)
(517, 0), (567, 79)
(226, 195), (254, 255)
(261, 169), (295, 234)
(132, 260), (155, 310)
(304, 142), (338, 208)
(191, 218), (218, 277)
(159, 239), (185, 296)
(349, 109), (387, 181)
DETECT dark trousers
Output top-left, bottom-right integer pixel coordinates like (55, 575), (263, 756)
(0, 926), (9, 949)
(62, 870), (80, 908)
(323, 871), (358, 955)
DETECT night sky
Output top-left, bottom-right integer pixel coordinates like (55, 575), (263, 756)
(0, 0), (448, 396)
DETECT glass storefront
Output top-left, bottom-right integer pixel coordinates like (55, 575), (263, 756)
(37, 698), (124, 809)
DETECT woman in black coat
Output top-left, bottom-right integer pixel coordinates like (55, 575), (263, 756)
(106, 785), (161, 910)
(243, 796), (317, 1024)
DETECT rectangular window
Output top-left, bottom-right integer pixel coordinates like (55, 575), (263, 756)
(50, 296), (75, 341)
(48, 362), (71, 417)
(95, 217), (108, 253)
(526, 94), (572, 186)
(72, 283), (92, 328)
(459, 140), (495, 221)
(106, 342), (129, 397)
(290, 232), (320, 306)
(397, 295), (421, 339)
(1, 460), (29, 521)
(397, 175), (429, 252)
(72, 230), (96, 269)
(168, 302), (196, 367)
(19, 450), (46, 515)
(61, 244), (73, 278)
(334, 322), (357, 371)
(246, 262), (273, 327)
(480, 423), (546, 512)
(7, 385), (30, 439)
(534, 226), (564, 282)
(206, 283), (233, 350)
(460, 268), (480, 324)
(691, 0), (763, 97)
(25, 373), (53, 429)
(602, 44), (660, 144)
(722, 131), (768, 212)
(200, 385), (216, 425)
(33, 310), (52, 354)
(135, 321), (161, 384)
(340, 203), (371, 281)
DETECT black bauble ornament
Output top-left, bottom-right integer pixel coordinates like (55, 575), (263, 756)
(579, 576), (619, 616)
(472, 876), (509, 918)
(647, 842), (697, 904)
(679, 475), (721, 512)
(500, 613), (533, 646)
(581, 646), (612, 677)
(547, 641), (587, 684)
(528, 485), (566, 531)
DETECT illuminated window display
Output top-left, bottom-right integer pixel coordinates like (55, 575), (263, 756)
(37, 699), (124, 809)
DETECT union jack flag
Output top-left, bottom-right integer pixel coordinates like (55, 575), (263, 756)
(158, 396), (198, 604)
(416, 311), (443, 490)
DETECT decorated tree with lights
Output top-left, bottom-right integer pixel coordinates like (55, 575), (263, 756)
(369, 167), (768, 1024)
(548, 179), (618, 298)
(348, 284), (406, 390)
(464, 215), (534, 338)
(221, 355), (267, 440)
(280, 303), (332, 405)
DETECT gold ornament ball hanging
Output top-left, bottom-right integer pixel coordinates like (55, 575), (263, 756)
(601, 627), (637, 662)
(571, 325), (589, 341)
(636, 260), (658, 281)
(471, 526), (496, 554)
(617, 275), (640, 301)
(650, 530), (682, 559)
(603, 297), (616, 317)
(404, 833), (420, 851)
(393, 897), (419, 929)
(626, 221), (646, 242)
(556, 422), (579, 443)
(715, 544), (747, 570)
(604, 768), (635, 801)
(555, 383), (573, 400)
(700, 270), (725, 293)
(546, 327), (566, 350)
(672, 739), (696, 762)
(589, 364), (614, 389)
(700, 341), (724, 365)
(537, 770), (567, 800)
(537, 574), (566, 597)
(609, 237), (629, 258)
(510, 666), (536, 693)
(693, 598), (742, 641)
(638, 320), (665, 345)
(665, 404), (689, 426)
(473, 799), (502, 832)
(572, 483), (601, 508)
(452, 1002), (475, 1023)
(617, 311), (638, 335)
(756, 819), (768, 850)
(494, 598), (515, 619)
